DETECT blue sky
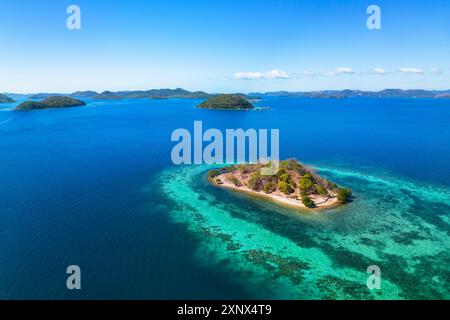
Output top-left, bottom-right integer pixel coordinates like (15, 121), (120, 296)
(1, 0), (449, 93)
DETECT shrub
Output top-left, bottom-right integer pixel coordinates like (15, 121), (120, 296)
(279, 160), (289, 169)
(316, 185), (328, 196)
(263, 182), (276, 194)
(299, 174), (314, 192)
(301, 195), (315, 208)
(277, 181), (294, 194)
(208, 169), (221, 178)
(276, 168), (287, 177)
(280, 159), (303, 170)
(248, 171), (262, 190)
(230, 177), (241, 187)
(337, 188), (352, 204)
(279, 173), (290, 182)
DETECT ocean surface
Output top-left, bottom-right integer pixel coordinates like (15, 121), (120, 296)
(0, 97), (449, 299)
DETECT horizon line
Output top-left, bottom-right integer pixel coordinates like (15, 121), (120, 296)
(3, 87), (450, 96)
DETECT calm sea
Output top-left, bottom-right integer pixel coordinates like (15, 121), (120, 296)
(0, 97), (449, 299)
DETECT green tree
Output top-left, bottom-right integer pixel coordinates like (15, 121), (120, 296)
(279, 173), (290, 182)
(337, 188), (352, 204)
(263, 182), (276, 194)
(299, 174), (314, 192)
(277, 181), (294, 194)
(301, 195), (315, 208)
(276, 168), (287, 177)
(248, 171), (262, 190)
(316, 185), (328, 196)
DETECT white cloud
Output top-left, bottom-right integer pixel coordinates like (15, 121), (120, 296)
(372, 67), (387, 75)
(234, 72), (265, 80)
(265, 69), (289, 79)
(430, 68), (443, 75)
(234, 69), (289, 80)
(324, 67), (354, 76)
(399, 67), (424, 75)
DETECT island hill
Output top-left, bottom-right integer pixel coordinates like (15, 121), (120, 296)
(91, 91), (123, 100)
(15, 96), (86, 111)
(0, 93), (15, 103)
(197, 94), (254, 110)
(249, 89), (450, 99)
(8, 88), (450, 102)
(208, 159), (352, 210)
(28, 88), (213, 100)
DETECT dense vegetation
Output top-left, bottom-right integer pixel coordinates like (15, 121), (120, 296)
(211, 159), (352, 208)
(301, 194), (315, 208)
(16, 96), (86, 111)
(197, 94), (254, 110)
(121, 88), (212, 99)
(0, 93), (15, 103)
(27, 88), (213, 100)
(337, 188), (352, 204)
(72, 88), (213, 100)
(28, 93), (66, 99)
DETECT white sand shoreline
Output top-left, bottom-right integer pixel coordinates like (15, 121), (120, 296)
(211, 176), (340, 211)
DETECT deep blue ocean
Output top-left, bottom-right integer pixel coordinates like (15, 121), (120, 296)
(0, 97), (449, 299)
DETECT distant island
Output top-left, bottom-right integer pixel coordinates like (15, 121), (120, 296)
(249, 89), (450, 99)
(0, 93), (15, 103)
(16, 96), (86, 111)
(208, 159), (352, 210)
(7, 88), (450, 102)
(22, 88), (213, 100)
(28, 93), (67, 100)
(92, 91), (123, 100)
(198, 94), (254, 110)
(70, 90), (98, 98)
(78, 88), (213, 100)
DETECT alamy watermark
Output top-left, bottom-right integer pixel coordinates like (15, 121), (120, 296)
(66, 5), (81, 30)
(171, 121), (280, 174)
(66, 265), (81, 290)
(64, 5), (379, 31)
(367, 5), (382, 30)
(367, 265), (381, 290)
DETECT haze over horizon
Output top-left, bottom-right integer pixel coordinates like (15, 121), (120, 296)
(1, 0), (449, 93)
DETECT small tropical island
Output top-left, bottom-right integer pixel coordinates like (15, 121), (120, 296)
(15, 96), (86, 111)
(208, 159), (352, 210)
(197, 94), (254, 110)
(0, 93), (15, 103)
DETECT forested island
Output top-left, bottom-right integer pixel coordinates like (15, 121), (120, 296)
(197, 94), (254, 110)
(249, 89), (450, 99)
(92, 91), (123, 100)
(0, 93), (15, 103)
(10, 88), (450, 102)
(15, 96), (86, 111)
(74, 88), (213, 100)
(208, 159), (352, 210)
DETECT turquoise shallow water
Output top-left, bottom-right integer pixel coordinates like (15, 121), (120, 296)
(160, 163), (449, 299)
(0, 97), (449, 299)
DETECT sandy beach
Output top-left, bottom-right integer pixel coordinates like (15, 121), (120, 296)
(212, 175), (340, 211)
